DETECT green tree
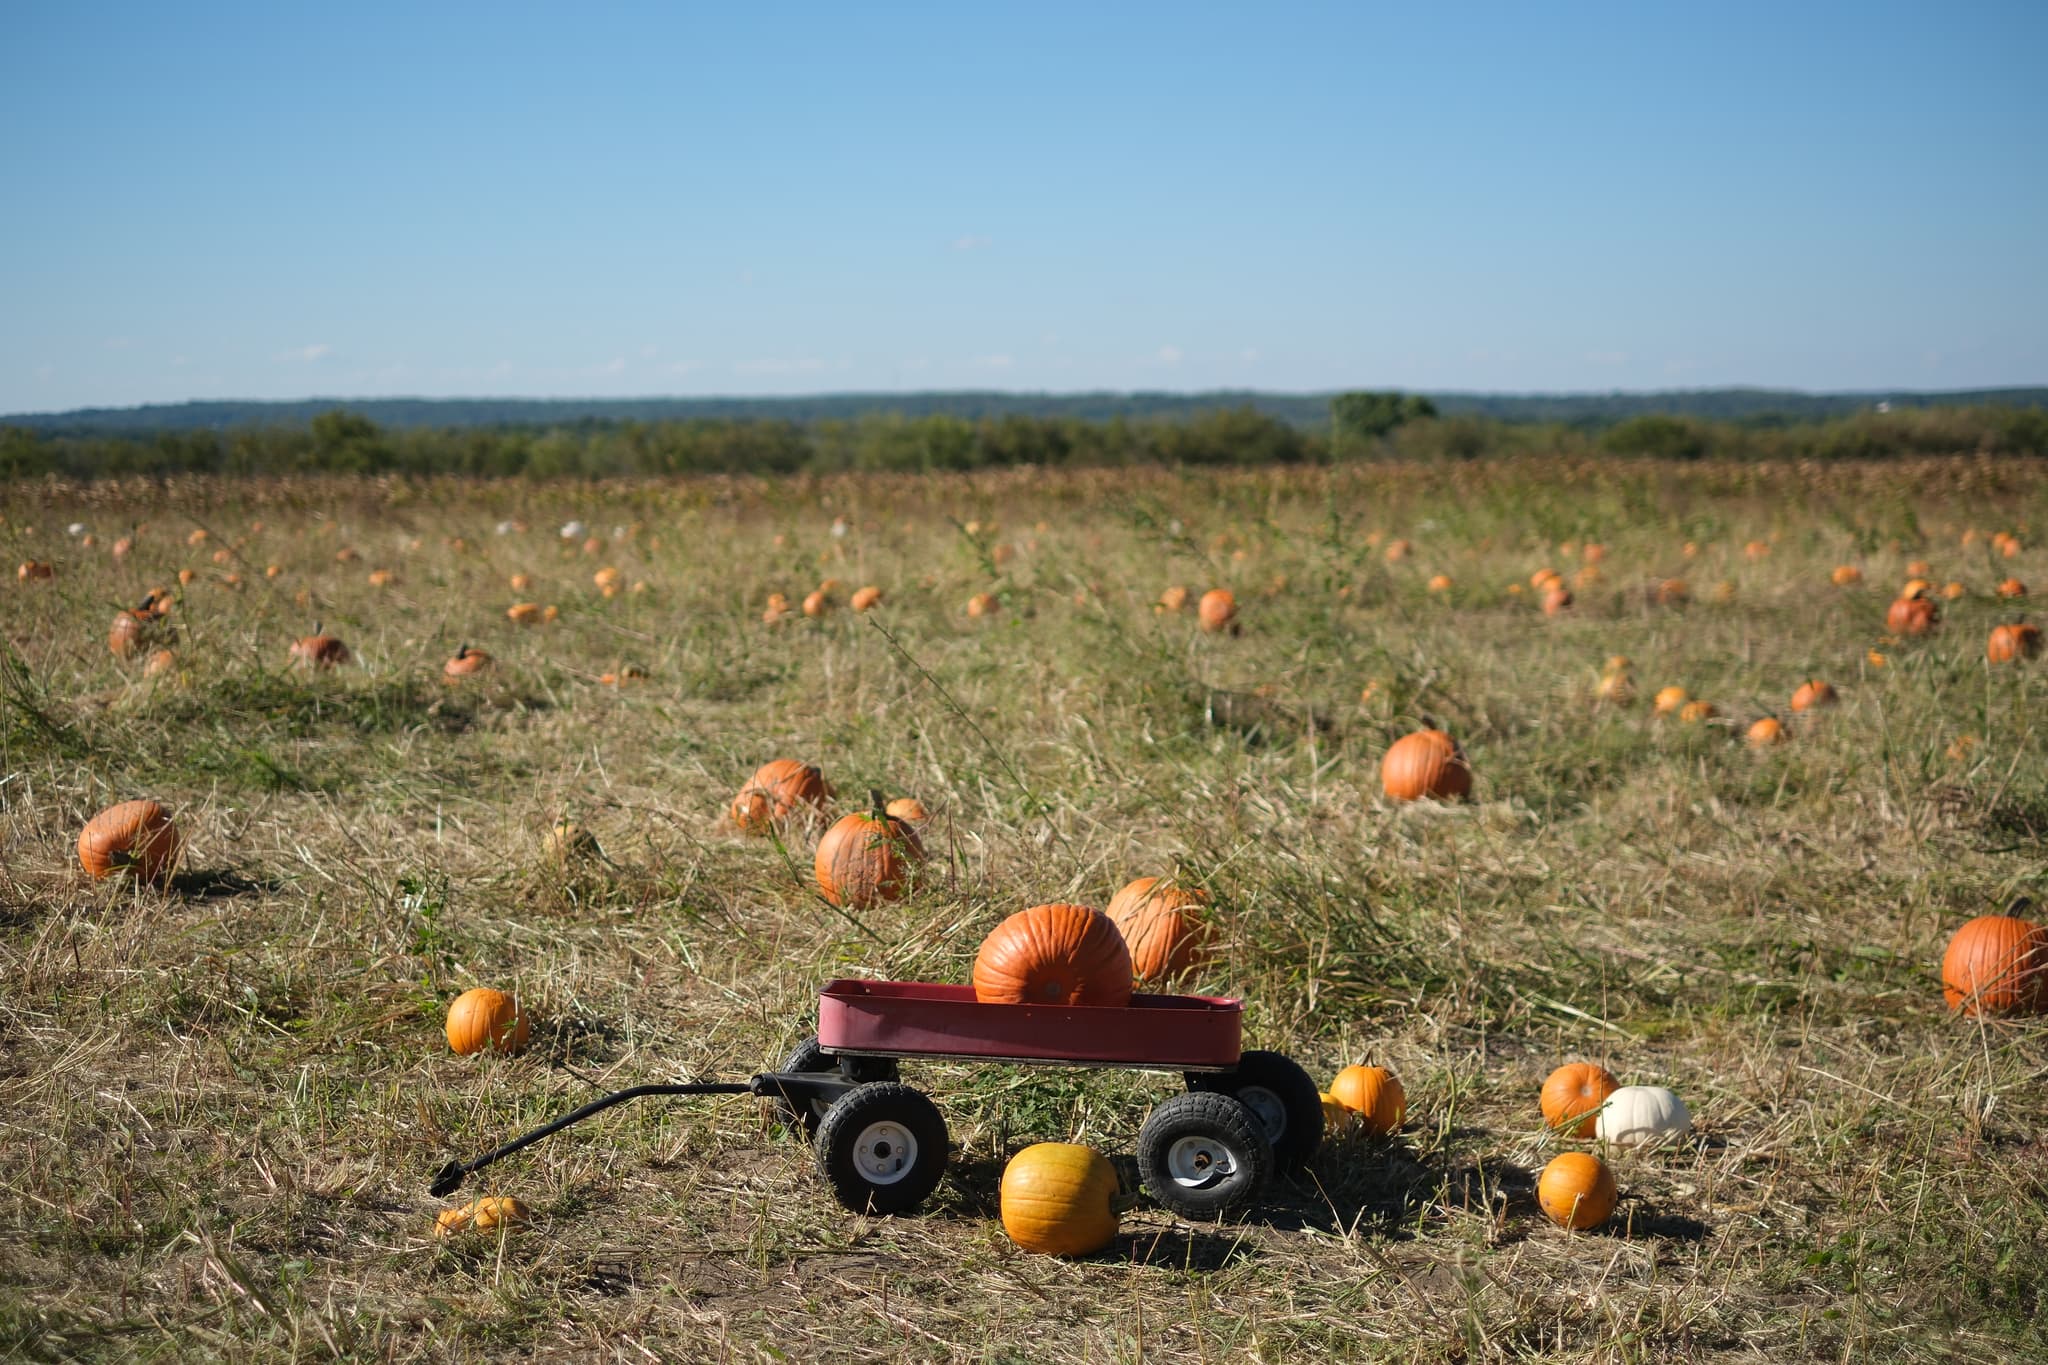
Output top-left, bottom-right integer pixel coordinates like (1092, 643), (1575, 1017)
(1330, 391), (1438, 454)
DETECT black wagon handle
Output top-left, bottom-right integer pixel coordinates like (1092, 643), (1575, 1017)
(429, 1082), (752, 1197)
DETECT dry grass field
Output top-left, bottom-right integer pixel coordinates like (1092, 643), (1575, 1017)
(3, 456), (2046, 1363)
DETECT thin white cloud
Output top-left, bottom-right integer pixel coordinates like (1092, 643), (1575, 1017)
(734, 356), (827, 376)
(1157, 344), (1184, 366)
(285, 343), (332, 363)
(952, 234), (993, 251)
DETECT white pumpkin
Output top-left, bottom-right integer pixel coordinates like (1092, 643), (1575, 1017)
(1595, 1085), (1691, 1147)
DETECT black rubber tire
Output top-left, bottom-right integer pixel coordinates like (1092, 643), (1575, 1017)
(1136, 1091), (1273, 1221)
(773, 1036), (896, 1135)
(1187, 1050), (1323, 1174)
(814, 1082), (949, 1215)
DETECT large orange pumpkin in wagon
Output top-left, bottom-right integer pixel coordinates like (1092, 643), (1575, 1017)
(973, 904), (1132, 1008)
(1104, 876), (1211, 984)
(78, 799), (181, 883)
(730, 759), (830, 833)
(1381, 729), (1472, 802)
(1941, 914), (2047, 1017)
(814, 795), (925, 908)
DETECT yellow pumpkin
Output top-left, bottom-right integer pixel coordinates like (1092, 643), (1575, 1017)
(999, 1143), (1120, 1257)
(435, 1195), (530, 1238)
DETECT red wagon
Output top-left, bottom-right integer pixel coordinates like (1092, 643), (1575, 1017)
(432, 979), (1323, 1221)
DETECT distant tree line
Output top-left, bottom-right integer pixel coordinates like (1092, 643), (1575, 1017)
(2, 395), (2044, 480)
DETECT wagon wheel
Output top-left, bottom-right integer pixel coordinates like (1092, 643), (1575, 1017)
(814, 1082), (949, 1215)
(772, 1036), (898, 1136)
(1137, 1091), (1272, 1221)
(1186, 1050), (1323, 1173)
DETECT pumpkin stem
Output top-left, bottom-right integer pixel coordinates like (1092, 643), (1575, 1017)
(868, 787), (887, 820)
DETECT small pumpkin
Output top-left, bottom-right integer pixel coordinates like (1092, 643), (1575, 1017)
(1539, 1062), (1619, 1139)
(1541, 586), (1573, 616)
(593, 566), (621, 590)
(967, 592), (999, 619)
(1679, 700), (1717, 724)
(507, 601), (543, 625)
(77, 799), (181, 882)
(445, 987), (529, 1055)
(1743, 539), (1770, 561)
(972, 903), (1132, 1007)
(1942, 581), (1966, 600)
(1988, 624), (2042, 664)
(1530, 568), (1562, 591)
(1602, 654), (1632, 675)
(885, 796), (929, 823)
(1328, 1065), (1405, 1135)
(1537, 1152), (1617, 1230)
(1905, 558), (1932, 578)
(444, 645), (491, 678)
(509, 572), (534, 591)
(16, 560), (55, 582)
(334, 546), (360, 564)
(1595, 1085), (1691, 1147)
(1380, 729), (1472, 803)
(543, 821), (600, 863)
(1900, 577), (1932, 601)
(290, 632), (349, 669)
(143, 648), (176, 678)
(367, 568), (396, 587)
(999, 1142), (1120, 1257)
(108, 608), (150, 658)
(1886, 596), (1938, 636)
(1790, 680), (1837, 712)
(802, 589), (831, 617)
(1746, 716), (1786, 748)
(850, 585), (883, 612)
(1654, 578), (1690, 606)
(1158, 585), (1189, 613)
(1384, 539), (1412, 563)
(434, 1195), (530, 1238)
(1427, 573), (1452, 593)
(1941, 914), (2047, 1016)
(1319, 1092), (1357, 1134)
(730, 759), (830, 833)
(1997, 578), (2027, 599)
(814, 793), (925, 908)
(1595, 672), (1634, 705)
(1104, 876), (1211, 984)
(1652, 685), (1688, 716)
(1830, 565), (1863, 586)
(1197, 588), (1237, 632)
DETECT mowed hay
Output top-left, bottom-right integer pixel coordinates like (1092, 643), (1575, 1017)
(1, 457), (2045, 1362)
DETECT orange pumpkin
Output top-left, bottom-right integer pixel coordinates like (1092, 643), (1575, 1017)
(850, 585), (883, 612)
(1539, 1062), (1619, 1139)
(1790, 680), (1837, 712)
(1427, 573), (1452, 593)
(1197, 588), (1236, 632)
(999, 1143), (1120, 1257)
(1653, 685), (1688, 716)
(1157, 585), (1189, 613)
(1380, 729), (1472, 803)
(1998, 578), (2027, 599)
(1530, 568), (1562, 591)
(1905, 559), (1932, 578)
(1595, 672), (1634, 705)
(1384, 539), (1413, 563)
(445, 987), (530, 1055)
(434, 1195), (530, 1238)
(1743, 539), (1770, 561)
(814, 797), (925, 908)
(730, 759), (830, 833)
(967, 592), (999, 619)
(143, 648), (176, 678)
(444, 645), (491, 677)
(1541, 586), (1573, 616)
(1988, 624), (2042, 664)
(16, 560), (54, 582)
(1104, 876), (1211, 984)
(1328, 1066), (1405, 1135)
(507, 601), (543, 625)
(972, 903), (1132, 1007)
(1900, 578), (1932, 601)
(77, 799), (181, 882)
(802, 590), (831, 617)
(108, 608), (150, 658)
(290, 633), (349, 669)
(1746, 716), (1786, 748)
(1537, 1152), (1617, 1230)
(1941, 915), (2047, 1016)
(1679, 700), (1717, 723)
(1830, 565), (1863, 586)
(1885, 596), (1938, 636)
(1942, 581), (1966, 600)
(1654, 578), (1690, 606)
(886, 796), (929, 822)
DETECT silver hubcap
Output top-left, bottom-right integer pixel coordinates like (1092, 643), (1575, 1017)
(1236, 1085), (1288, 1142)
(1166, 1134), (1241, 1189)
(852, 1121), (918, 1184)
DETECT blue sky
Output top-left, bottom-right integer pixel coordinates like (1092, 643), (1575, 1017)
(4, 1), (2044, 413)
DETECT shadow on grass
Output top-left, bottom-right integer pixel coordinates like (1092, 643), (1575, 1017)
(170, 866), (280, 899)
(1113, 1226), (1260, 1270)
